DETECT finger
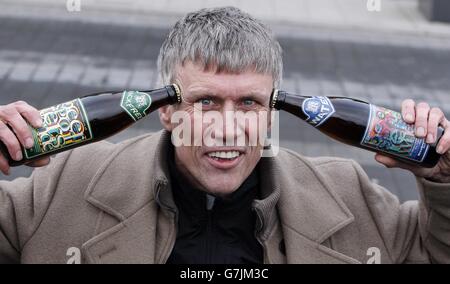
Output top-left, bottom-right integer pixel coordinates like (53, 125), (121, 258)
(401, 99), (416, 123)
(14, 101), (43, 128)
(26, 157), (50, 168)
(0, 121), (23, 161)
(0, 153), (10, 175)
(436, 119), (450, 155)
(414, 102), (430, 138)
(374, 153), (399, 168)
(426, 107), (445, 144)
(374, 153), (418, 173)
(4, 113), (36, 149)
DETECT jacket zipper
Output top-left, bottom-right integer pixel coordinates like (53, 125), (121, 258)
(205, 194), (215, 264)
(206, 208), (213, 263)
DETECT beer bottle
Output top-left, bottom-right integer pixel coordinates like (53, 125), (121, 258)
(0, 84), (181, 166)
(270, 90), (444, 168)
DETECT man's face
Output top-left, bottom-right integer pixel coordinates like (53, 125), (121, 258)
(160, 61), (273, 196)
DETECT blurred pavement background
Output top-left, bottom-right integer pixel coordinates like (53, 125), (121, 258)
(1, 0), (450, 201)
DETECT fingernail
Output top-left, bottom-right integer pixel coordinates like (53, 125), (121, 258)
(427, 133), (434, 143)
(15, 151), (23, 161)
(416, 127), (425, 137)
(437, 145), (444, 154)
(405, 114), (413, 122)
(25, 138), (34, 148)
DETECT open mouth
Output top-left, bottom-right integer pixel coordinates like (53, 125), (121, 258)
(204, 150), (244, 170)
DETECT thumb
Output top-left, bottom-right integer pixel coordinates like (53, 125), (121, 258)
(374, 153), (439, 179)
(374, 153), (427, 175)
(374, 153), (398, 168)
(25, 157), (51, 168)
(374, 153), (415, 171)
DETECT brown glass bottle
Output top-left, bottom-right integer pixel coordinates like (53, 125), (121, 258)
(0, 84), (181, 166)
(271, 90), (443, 168)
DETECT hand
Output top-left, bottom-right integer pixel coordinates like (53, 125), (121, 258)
(375, 99), (450, 183)
(0, 101), (50, 176)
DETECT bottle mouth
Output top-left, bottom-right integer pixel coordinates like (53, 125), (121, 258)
(270, 89), (279, 109)
(171, 83), (182, 104)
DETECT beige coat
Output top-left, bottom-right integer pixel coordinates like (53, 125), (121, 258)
(1, 130), (449, 264)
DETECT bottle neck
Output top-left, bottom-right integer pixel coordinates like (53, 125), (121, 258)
(167, 83), (182, 105)
(141, 84), (182, 114)
(270, 89), (309, 120)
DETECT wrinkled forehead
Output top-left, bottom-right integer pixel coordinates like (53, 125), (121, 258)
(175, 61), (274, 102)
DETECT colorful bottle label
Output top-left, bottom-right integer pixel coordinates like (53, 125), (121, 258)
(25, 99), (93, 159)
(120, 91), (152, 121)
(361, 105), (430, 162)
(302, 96), (336, 127)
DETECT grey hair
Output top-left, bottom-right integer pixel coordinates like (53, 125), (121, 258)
(157, 6), (283, 88)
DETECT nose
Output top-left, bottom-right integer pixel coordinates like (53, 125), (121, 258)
(213, 101), (245, 146)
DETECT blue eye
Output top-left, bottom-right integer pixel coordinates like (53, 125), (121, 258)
(200, 98), (212, 105)
(243, 99), (255, 106)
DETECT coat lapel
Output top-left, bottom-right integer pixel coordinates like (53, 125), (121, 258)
(259, 150), (359, 264)
(80, 129), (359, 264)
(82, 203), (156, 264)
(81, 130), (174, 264)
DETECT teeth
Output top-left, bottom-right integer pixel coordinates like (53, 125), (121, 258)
(207, 151), (241, 159)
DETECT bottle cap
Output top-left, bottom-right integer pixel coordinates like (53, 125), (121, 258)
(270, 89), (279, 109)
(171, 83), (182, 104)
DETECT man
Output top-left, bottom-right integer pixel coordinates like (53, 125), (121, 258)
(0, 7), (450, 264)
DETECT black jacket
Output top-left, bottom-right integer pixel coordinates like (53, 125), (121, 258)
(166, 147), (263, 264)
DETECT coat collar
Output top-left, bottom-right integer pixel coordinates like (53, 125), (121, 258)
(253, 149), (357, 263)
(82, 130), (356, 263)
(264, 149), (357, 263)
(274, 149), (355, 244)
(82, 130), (175, 263)
(83, 129), (173, 221)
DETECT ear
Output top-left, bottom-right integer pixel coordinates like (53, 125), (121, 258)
(159, 105), (175, 131)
